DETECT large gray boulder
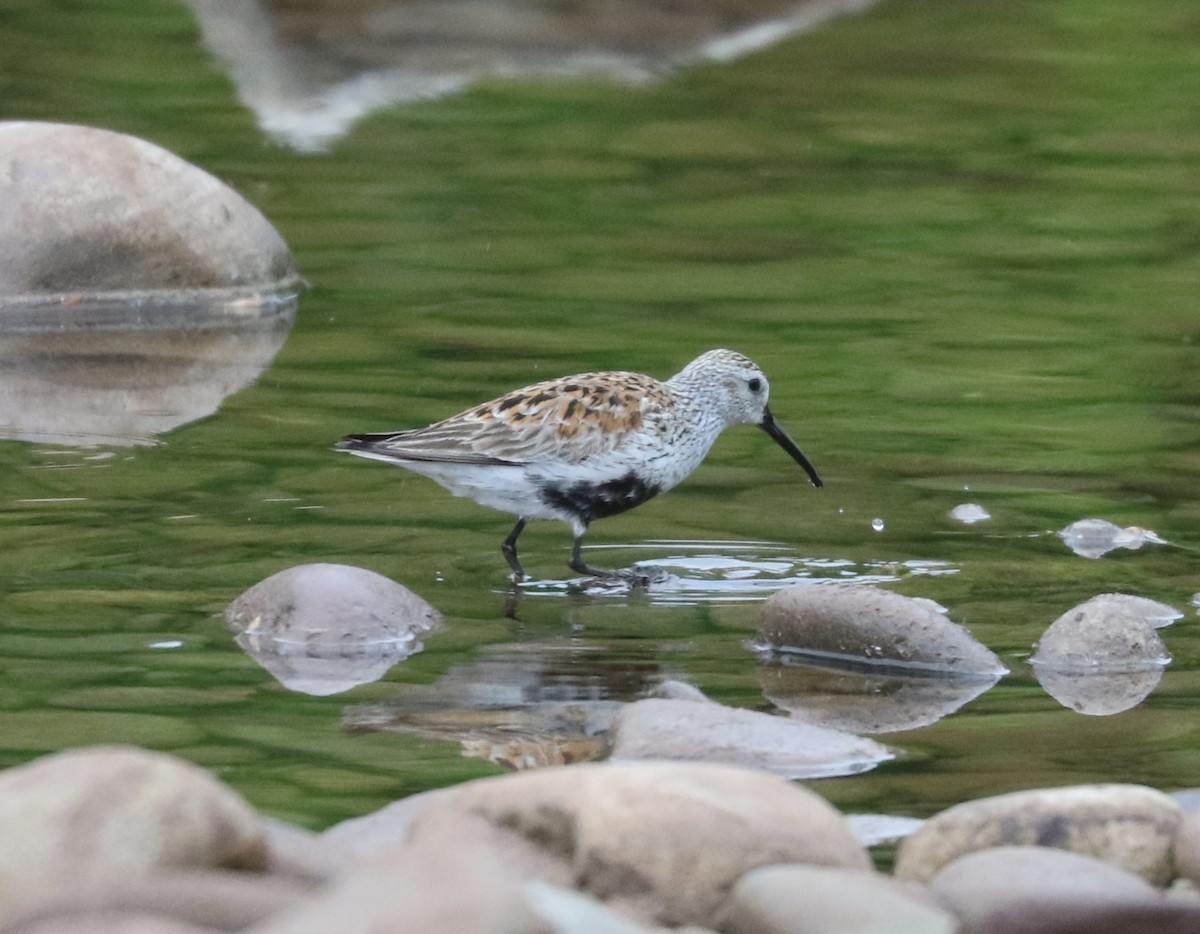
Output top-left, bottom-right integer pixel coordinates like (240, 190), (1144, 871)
(0, 121), (296, 295)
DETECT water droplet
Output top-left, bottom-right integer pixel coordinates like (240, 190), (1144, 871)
(871, 518), (885, 532)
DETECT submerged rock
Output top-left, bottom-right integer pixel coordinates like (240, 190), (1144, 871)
(949, 502), (990, 524)
(610, 695), (893, 779)
(1030, 594), (1173, 714)
(225, 563), (443, 695)
(1031, 595), (1172, 672)
(894, 784), (1182, 885)
(1058, 518), (1168, 559)
(757, 583), (1006, 678)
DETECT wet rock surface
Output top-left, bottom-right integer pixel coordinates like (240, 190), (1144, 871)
(929, 846), (1161, 933)
(1032, 595), (1174, 671)
(0, 746), (1199, 931)
(894, 784), (1183, 885)
(225, 564), (443, 695)
(758, 583), (1006, 677)
(610, 696), (892, 778)
(1030, 594), (1172, 714)
(0, 122), (295, 294)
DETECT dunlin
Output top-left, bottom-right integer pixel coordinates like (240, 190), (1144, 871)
(336, 349), (822, 580)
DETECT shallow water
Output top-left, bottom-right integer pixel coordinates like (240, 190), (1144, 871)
(1, 0), (1198, 829)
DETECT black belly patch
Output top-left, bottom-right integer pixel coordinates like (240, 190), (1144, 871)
(540, 473), (661, 525)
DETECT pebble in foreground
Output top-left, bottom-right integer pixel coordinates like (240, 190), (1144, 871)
(336, 349), (822, 580)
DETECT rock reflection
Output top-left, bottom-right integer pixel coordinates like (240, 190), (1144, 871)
(342, 640), (663, 768)
(187, 0), (882, 152)
(1029, 593), (1172, 715)
(1031, 666), (1165, 716)
(346, 639), (894, 779)
(756, 656), (1000, 734)
(0, 289), (296, 446)
(226, 563), (443, 696)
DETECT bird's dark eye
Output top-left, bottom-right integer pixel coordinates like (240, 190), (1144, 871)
(747, 378), (762, 393)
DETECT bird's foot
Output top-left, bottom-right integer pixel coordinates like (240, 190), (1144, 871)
(570, 562), (670, 589)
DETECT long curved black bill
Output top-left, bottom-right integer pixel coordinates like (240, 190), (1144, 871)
(760, 406), (822, 488)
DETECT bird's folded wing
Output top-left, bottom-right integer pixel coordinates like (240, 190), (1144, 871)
(338, 371), (671, 466)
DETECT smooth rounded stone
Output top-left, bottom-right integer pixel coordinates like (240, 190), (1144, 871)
(894, 784), (1182, 885)
(400, 761), (870, 927)
(250, 817), (555, 934)
(0, 121), (295, 294)
(1031, 596), (1171, 675)
(609, 696), (893, 779)
(1172, 808), (1200, 887)
(953, 900), (1200, 934)
(0, 869), (307, 933)
(0, 746), (267, 904)
(929, 846), (1162, 933)
(719, 864), (955, 934)
(1031, 596), (1172, 714)
(758, 584), (1006, 677)
(523, 880), (664, 934)
(225, 564), (443, 695)
(758, 658), (999, 733)
(1058, 518), (1167, 559)
(6, 915), (219, 934)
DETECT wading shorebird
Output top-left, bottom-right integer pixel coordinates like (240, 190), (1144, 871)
(335, 349), (822, 581)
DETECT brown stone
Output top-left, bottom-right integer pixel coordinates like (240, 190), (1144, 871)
(930, 846), (1160, 933)
(610, 696), (892, 779)
(0, 746), (267, 905)
(895, 784), (1182, 885)
(402, 761), (870, 927)
(719, 863), (955, 933)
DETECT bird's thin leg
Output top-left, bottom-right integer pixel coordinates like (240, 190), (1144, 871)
(568, 532), (620, 578)
(569, 532), (666, 586)
(501, 518), (527, 580)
